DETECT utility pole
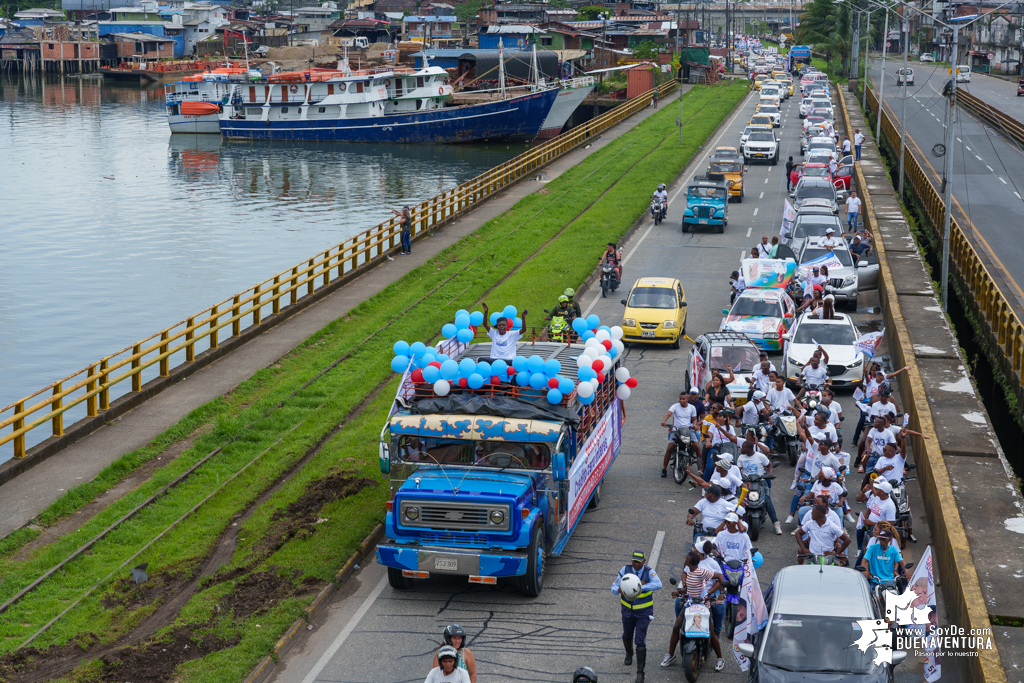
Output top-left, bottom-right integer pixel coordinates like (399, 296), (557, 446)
(876, 7), (889, 139)
(899, 9), (909, 196)
(851, 6), (861, 86)
(940, 20), (959, 310)
(862, 9), (872, 109)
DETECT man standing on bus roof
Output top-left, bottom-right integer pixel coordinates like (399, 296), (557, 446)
(481, 303), (527, 362)
(612, 550), (662, 682)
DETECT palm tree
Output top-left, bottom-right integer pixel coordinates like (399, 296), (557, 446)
(797, 0), (852, 75)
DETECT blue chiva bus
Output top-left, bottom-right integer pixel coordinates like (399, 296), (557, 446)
(790, 45), (812, 64)
(377, 339), (624, 596)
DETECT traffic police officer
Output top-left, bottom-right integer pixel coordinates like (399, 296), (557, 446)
(611, 550), (663, 683)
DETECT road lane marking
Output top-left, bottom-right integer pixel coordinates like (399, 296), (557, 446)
(987, 165), (994, 172)
(966, 146), (972, 151)
(746, 227), (752, 237)
(649, 530), (666, 570)
(300, 575), (389, 683)
(1016, 191), (1022, 199)
(753, 208), (759, 216)
(1000, 177), (1008, 184)
(759, 192), (764, 199)
(764, 178), (769, 184)
(976, 155), (983, 161)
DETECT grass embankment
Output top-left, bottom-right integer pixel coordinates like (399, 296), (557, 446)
(0, 80), (749, 683)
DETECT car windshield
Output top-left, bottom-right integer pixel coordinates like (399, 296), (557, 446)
(710, 345), (761, 372)
(731, 296), (782, 318)
(793, 217), (840, 239)
(794, 322), (856, 345)
(751, 117), (772, 125)
(761, 614), (880, 674)
(715, 148), (738, 158)
(397, 436), (551, 469)
(761, 105), (779, 113)
(899, 69), (913, 75)
(710, 162), (742, 174)
(742, 127), (753, 136)
(802, 247), (854, 267)
(809, 142), (835, 152)
(628, 286), (678, 308)
(803, 166), (830, 178)
(688, 185), (727, 199)
(797, 185), (835, 200)
(749, 132), (775, 142)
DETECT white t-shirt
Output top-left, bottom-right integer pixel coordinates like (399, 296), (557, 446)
(757, 242), (773, 258)
(668, 403), (698, 430)
(807, 450), (842, 479)
(487, 328), (521, 360)
(801, 518), (844, 555)
(807, 422), (839, 448)
(694, 496), (735, 531)
(802, 364), (828, 386)
(873, 452), (907, 482)
(865, 493), (897, 523)
(842, 139), (852, 153)
(854, 132), (865, 146)
(866, 427), (896, 457)
(808, 273), (827, 287)
(819, 235), (842, 250)
(751, 367), (773, 393)
(870, 400), (898, 420)
(733, 275), (746, 293)
(824, 399), (842, 425)
(711, 466), (743, 494)
(741, 400), (765, 426)
(738, 452), (771, 477)
(424, 666), (472, 683)
(767, 385), (796, 411)
(716, 529), (753, 563)
(811, 481), (845, 506)
(846, 196), (862, 213)
(708, 423), (736, 446)
(654, 189), (668, 202)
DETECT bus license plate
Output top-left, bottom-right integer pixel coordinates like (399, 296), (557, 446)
(642, 331), (656, 338)
(699, 219), (708, 224)
(434, 557), (458, 571)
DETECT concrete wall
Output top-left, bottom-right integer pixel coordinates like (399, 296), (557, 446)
(41, 41), (100, 60)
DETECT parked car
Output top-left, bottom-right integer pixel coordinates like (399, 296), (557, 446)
(783, 312), (864, 386)
(737, 565), (909, 681)
(796, 236), (860, 308)
(832, 163), (853, 191)
(896, 67), (914, 86)
(920, 52), (935, 62)
(684, 331), (762, 403)
(720, 288), (796, 353)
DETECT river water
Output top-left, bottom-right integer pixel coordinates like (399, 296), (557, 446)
(0, 75), (525, 459)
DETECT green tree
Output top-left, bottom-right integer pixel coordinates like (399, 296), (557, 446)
(453, 0), (482, 42)
(797, 0), (852, 75)
(632, 39), (658, 60)
(577, 5), (606, 21)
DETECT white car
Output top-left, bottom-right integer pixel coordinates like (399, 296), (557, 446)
(799, 97), (815, 118)
(796, 236), (859, 307)
(803, 136), (839, 161)
(740, 126), (755, 146)
(760, 87), (782, 106)
(920, 53), (935, 62)
(783, 312), (864, 388)
(759, 104), (782, 127)
(956, 65), (971, 82)
(743, 130), (780, 165)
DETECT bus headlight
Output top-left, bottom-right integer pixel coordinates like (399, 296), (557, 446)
(490, 509), (505, 525)
(405, 506), (419, 520)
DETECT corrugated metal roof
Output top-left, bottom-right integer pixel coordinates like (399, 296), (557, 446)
(402, 15), (457, 22)
(106, 31), (168, 40)
(483, 24), (546, 34)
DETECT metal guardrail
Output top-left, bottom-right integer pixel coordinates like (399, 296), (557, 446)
(957, 90), (1024, 147)
(864, 84), (1024, 385)
(0, 80), (678, 460)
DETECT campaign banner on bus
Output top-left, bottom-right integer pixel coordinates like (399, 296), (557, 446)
(742, 258), (796, 289)
(567, 399), (622, 530)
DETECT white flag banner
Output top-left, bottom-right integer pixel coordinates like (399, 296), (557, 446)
(691, 347), (705, 390)
(780, 199), (797, 238)
(796, 251), (844, 274)
(853, 329), (885, 359)
(910, 546), (941, 682)
(731, 557), (769, 670)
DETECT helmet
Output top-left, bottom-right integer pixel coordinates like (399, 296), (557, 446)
(443, 623), (466, 646)
(880, 386), (892, 397)
(619, 573), (643, 600)
(658, 183), (666, 190)
(752, 551), (764, 569)
(558, 295), (569, 303)
(564, 288), (576, 298)
(437, 645), (458, 662)
(573, 666), (598, 683)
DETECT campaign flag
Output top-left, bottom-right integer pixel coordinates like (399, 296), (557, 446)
(732, 557), (769, 671)
(796, 251), (844, 274)
(742, 258), (796, 289)
(780, 199), (797, 239)
(691, 347), (705, 389)
(909, 546), (941, 682)
(853, 329), (885, 359)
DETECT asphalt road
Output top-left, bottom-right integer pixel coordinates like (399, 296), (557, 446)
(269, 87), (941, 683)
(867, 59), (1024, 313)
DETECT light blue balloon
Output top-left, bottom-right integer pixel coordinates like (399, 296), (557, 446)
(456, 328), (474, 343)
(547, 389), (563, 404)
(490, 312), (502, 325)
(558, 377), (574, 394)
(529, 372), (547, 390)
(468, 373), (485, 389)
(579, 392), (595, 405)
(440, 359), (460, 380)
(513, 317), (523, 330)
(410, 341), (426, 357)
(436, 354), (449, 363)
(503, 305), (518, 319)
(608, 345), (619, 358)
(459, 358), (476, 376)
(476, 361), (492, 377)
(423, 366), (440, 383)
(516, 371), (531, 387)
(421, 352), (436, 366)
(442, 324), (458, 339)
(581, 330), (596, 341)
(544, 359), (561, 377)
(491, 360), (507, 375)
(598, 325), (611, 334)
(571, 317), (588, 333)
(455, 308), (469, 319)
(394, 340), (410, 356)
(512, 356), (528, 372)
(470, 311), (484, 326)
(527, 355), (544, 374)
(586, 314), (600, 329)
(391, 356), (410, 373)
(455, 313), (471, 330)
(578, 367), (597, 382)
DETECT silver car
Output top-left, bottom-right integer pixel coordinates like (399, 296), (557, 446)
(783, 311), (864, 387)
(791, 178), (839, 213)
(788, 212), (844, 252)
(737, 565), (909, 681)
(797, 236), (859, 307)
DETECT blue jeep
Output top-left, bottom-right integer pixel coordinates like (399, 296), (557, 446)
(682, 176), (729, 234)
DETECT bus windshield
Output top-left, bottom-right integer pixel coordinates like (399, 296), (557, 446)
(396, 436), (552, 470)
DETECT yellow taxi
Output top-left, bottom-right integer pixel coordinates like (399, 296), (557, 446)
(756, 97), (776, 112)
(708, 156), (745, 202)
(620, 277), (687, 348)
(748, 114), (774, 130)
(771, 69), (787, 82)
(778, 76), (795, 97)
(753, 74), (767, 90)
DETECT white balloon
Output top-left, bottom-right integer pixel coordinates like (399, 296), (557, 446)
(610, 326), (624, 340)
(585, 347), (602, 360)
(595, 329), (611, 342)
(598, 354), (613, 370)
(577, 354), (593, 367)
(590, 378), (600, 390)
(616, 385), (632, 400)
(584, 337), (600, 348)
(612, 339), (625, 356)
(576, 381), (594, 398)
(615, 367), (631, 382)
(434, 379), (451, 396)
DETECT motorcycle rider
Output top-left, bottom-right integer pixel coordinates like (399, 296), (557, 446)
(796, 503), (851, 564)
(651, 183), (669, 219)
(701, 409), (738, 479)
(767, 374), (801, 414)
(601, 242), (623, 288)
(798, 346), (830, 397)
(425, 645), (471, 683)
(563, 287), (583, 319)
(662, 540), (724, 668)
(740, 390), (770, 431)
(430, 624), (477, 683)
(686, 484), (744, 542)
(855, 478), (896, 551)
(547, 295), (576, 339)
(858, 528), (907, 588)
(737, 440), (782, 535)
(858, 415), (897, 474)
(670, 550), (726, 672)
(612, 550), (663, 682)
(797, 466), (845, 524)
(661, 392), (699, 479)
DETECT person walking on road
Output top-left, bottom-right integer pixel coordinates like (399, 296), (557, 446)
(612, 550), (663, 682)
(785, 156), (796, 191)
(854, 129), (865, 161)
(845, 191), (862, 232)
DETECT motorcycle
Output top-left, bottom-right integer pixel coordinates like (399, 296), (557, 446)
(668, 582), (713, 683)
(720, 553), (753, 640)
(600, 262), (619, 298)
(543, 308), (575, 343)
(651, 197), (667, 225)
(767, 409), (800, 466)
(669, 428), (699, 485)
(858, 562), (914, 603)
(740, 470), (776, 541)
(888, 463), (917, 548)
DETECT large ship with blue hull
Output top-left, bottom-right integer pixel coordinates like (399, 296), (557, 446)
(219, 86), (558, 143)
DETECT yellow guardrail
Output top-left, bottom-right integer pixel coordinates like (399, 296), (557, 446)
(864, 84), (1024, 387)
(0, 81), (678, 460)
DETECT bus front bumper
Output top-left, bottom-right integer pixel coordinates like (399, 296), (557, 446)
(377, 544), (528, 577)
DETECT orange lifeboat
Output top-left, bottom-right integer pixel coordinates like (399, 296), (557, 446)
(180, 101), (221, 116)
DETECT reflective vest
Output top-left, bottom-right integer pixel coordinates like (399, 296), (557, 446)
(620, 565), (654, 610)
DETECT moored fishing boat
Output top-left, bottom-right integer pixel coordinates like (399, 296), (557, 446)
(165, 66), (260, 134)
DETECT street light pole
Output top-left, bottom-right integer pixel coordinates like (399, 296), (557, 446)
(898, 10), (909, 196)
(862, 9), (872, 110)
(940, 20), (959, 310)
(875, 6), (889, 140)
(851, 6), (861, 83)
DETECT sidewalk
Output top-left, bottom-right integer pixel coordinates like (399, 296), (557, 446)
(0, 88), (688, 541)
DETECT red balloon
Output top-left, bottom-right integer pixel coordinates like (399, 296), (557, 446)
(548, 377), (560, 389)
(429, 361), (442, 368)
(506, 318), (515, 329)
(458, 378), (468, 387)
(626, 377), (638, 388)
(491, 375), (502, 384)
(601, 339), (613, 350)
(411, 369), (425, 383)
(506, 366), (516, 375)
(591, 359), (604, 372)
(597, 371), (605, 383)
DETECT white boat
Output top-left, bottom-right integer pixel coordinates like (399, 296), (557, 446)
(165, 68), (258, 134)
(536, 77), (596, 139)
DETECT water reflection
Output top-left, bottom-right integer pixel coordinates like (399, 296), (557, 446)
(0, 75), (524, 445)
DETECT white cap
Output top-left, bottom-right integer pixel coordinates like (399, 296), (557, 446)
(753, 390), (766, 400)
(717, 452), (734, 464)
(821, 466), (835, 479)
(689, 386), (700, 394)
(873, 479), (893, 493)
(825, 227), (835, 233)
(725, 512), (741, 523)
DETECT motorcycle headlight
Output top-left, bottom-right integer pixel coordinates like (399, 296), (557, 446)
(842, 275), (857, 287)
(663, 320), (677, 329)
(623, 318), (636, 327)
(747, 491), (760, 501)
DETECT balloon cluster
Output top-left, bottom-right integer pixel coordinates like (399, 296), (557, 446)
(575, 325), (637, 404)
(438, 306), (523, 344)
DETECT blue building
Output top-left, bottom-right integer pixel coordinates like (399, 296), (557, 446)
(478, 24), (546, 50)
(97, 20), (184, 56)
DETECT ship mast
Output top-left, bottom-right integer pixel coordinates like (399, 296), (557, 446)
(531, 41), (539, 90)
(498, 38), (506, 100)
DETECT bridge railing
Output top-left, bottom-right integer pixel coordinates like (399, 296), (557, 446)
(0, 80), (678, 461)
